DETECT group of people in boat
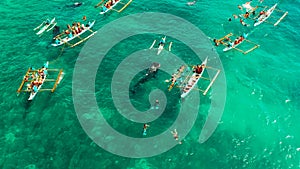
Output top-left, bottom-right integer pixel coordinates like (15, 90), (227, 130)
(230, 33), (247, 46)
(54, 20), (91, 44)
(102, 0), (119, 12)
(25, 65), (48, 93)
(255, 10), (271, 22)
(66, 22), (85, 37)
(182, 64), (204, 93)
(230, 1), (275, 27)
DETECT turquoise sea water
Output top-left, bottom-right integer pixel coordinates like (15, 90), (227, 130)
(1, 0), (300, 168)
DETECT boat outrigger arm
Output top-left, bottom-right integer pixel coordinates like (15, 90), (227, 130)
(17, 68), (64, 95)
(216, 33), (259, 55)
(95, 0), (133, 13)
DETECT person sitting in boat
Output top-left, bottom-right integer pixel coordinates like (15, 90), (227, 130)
(27, 83), (33, 90)
(194, 64), (204, 74)
(24, 75), (29, 82)
(105, 2), (111, 9)
(158, 38), (166, 46)
(111, 0), (116, 5)
(45, 19), (51, 25)
(65, 30), (72, 38)
(259, 11), (265, 17)
(77, 22), (82, 33)
(234, 38), (239, 45)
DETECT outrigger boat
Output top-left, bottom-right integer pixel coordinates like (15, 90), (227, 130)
(52, 20), (97, 48)
(214, 33), (259, 55)
(149, 36), (173, 55)
(253, 3), (288, 27)
(34, 18), (57, 36)
(17, 62), (64, 101)
(166, 58), (220, 98)
(181, 58), (207, 98)
(254, 3), (277, 26)
(95, 0), (132, 14)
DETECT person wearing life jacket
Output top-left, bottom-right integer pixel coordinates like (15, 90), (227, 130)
(194, 65), (203, 74)
(213, 39), (219, 46)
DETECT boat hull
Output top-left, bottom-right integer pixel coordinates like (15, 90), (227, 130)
(100, 1), (120, 14)
(254, 3), (277, 27)
(181, 58), (208, 98)
(28, 62), (49, 100)
(52, 21), (96, 47)
(36, 18), (56, 35)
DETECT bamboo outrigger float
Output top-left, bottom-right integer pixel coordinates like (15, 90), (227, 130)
(95, 0), (133, 14)
(214, 33), (259, 55)
(52, 20), (97, 48)
(17, 62), (64, 100)
(166, 58), (220, 97)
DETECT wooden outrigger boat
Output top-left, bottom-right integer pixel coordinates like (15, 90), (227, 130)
(214, 33), (259, 55)
(179, 57), (220, 98)
(52, 20), (97, 48)
(253, 3), (288, 27)
(95, 0), (132, 14)
(34, 18), (57, 36)
(17, 62), (64, 101)
(149, 36), (173, 55)
(181, 58), (207, 98)
(166, 58), (220, 98)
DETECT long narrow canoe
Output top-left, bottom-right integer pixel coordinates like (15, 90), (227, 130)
(181, 58), (207, 98)
(254, 3), (277, 27)
(36, 18), (56, 35)
(28, 62), (49, 100)
(52, 21), (95, 47)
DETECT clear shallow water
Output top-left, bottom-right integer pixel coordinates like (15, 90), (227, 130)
(1, 0), (300, 168)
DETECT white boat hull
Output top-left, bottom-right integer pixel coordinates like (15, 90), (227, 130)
(52, 21), (96, 47)
(181, 58), (208, 98)
(254, 3), (277, 27)
(36, 18), (56, 35)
